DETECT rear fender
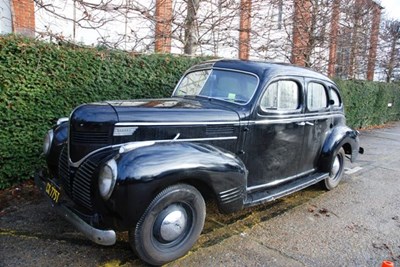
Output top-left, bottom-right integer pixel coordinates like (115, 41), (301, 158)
(318, 126), (360, 172)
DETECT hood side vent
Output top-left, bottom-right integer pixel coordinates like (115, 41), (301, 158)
(206, 125), (235, 137)
(71, 131), (111, 145)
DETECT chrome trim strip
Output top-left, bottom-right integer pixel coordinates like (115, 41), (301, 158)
(115, 121), (241, 126)
(119, 141), (156, 154)
(173, 133), (181, 140)
(257, 111), (344, 119)
(69, 145), (116, 168)
(247, 169), (315, 193)
(247, 173), (329, 205)
(115, 112), (343, 128)
(251, 113), (345, 125)
(69, 136), (238, 167)
(144, 136), (238, 144)
(254, 117), (305, 125)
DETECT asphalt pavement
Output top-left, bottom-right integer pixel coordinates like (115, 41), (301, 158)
(173, 122), (400, 267)
(1, 122), (400, 267)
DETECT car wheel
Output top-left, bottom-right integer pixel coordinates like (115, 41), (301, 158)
(129, 184), (205, 266)
(322, 148), (345, 190)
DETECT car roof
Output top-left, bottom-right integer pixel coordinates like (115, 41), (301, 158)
(189, 59), (334, 84)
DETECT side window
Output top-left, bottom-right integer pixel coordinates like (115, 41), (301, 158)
(260, 80), (300, 111)
(330, 87), (342, 107)
(307, 82), (328, 111)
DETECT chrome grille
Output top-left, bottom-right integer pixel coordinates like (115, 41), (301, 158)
(72, 160), (96, 210)
(58, 144), (114, 211)
(58, 144), (97, 211)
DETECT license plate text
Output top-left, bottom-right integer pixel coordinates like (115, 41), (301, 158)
(46, 182), (60, 203)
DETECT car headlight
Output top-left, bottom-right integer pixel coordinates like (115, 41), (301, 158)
(98, 159), (118, 200)
(43, 130), (54, 156)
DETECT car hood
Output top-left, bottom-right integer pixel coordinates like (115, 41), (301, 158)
(107, 97), (240, 123)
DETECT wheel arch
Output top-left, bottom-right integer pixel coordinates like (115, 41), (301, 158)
(318, 125), (360, 172)
(342, 142), (352, 155)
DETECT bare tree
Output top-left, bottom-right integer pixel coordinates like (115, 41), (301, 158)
(35, 0), (158, 50)
(336, 0), (380, 80)
(379, 19), (400, 82)
(33, 0), (385, 81)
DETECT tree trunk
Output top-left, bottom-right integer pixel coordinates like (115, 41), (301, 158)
(184, 0), (200, 55)
(386, 37), (398, 83)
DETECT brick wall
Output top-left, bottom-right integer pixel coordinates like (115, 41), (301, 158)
(12, 0), (35, 37)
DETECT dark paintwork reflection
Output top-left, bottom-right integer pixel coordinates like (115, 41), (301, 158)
(117, 142), (246, 183)
(109, 98), (240, 123)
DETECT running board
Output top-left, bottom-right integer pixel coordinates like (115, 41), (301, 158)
(244, 172), (329, 207)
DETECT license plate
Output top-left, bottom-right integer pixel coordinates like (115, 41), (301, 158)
(45, 180), (61, 204)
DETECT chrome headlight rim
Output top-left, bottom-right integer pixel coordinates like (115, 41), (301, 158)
(98, 159), (118, 200)
(43, 130), (54, 156)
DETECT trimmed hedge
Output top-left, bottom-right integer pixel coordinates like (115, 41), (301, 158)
(0, 36), (207, 188)
(0, 36), (400, 188)
(336, 79), (400, 128)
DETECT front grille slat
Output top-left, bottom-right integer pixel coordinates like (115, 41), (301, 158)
(76, 169), (93, 179)
(72, 190), (91, 203)
(72, 159), (97, 210)
(74, 177), (91, 187)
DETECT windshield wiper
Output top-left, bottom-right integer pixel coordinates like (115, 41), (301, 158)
(216, 97), (247, 104)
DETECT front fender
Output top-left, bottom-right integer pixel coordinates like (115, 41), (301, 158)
(318, 126), (360, 172)
(110, 142), (247, 229)
(46, 121), (69, 176)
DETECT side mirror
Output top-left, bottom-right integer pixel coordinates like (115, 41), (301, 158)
(329, 99), (335, 105)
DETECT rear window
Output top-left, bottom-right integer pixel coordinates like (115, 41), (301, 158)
(330, 87), (342, 107)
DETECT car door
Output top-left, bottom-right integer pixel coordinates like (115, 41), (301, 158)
(299, 79), (331, 174)
(244, 77), (305, 189)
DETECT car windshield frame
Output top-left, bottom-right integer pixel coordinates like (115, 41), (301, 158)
(172, 68), (260, 106)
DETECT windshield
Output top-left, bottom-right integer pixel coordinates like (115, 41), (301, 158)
(173, 69), (258, 104)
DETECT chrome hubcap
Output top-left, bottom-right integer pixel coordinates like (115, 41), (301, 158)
(330, 155), (341, 180)
(158, 205), (188, 242)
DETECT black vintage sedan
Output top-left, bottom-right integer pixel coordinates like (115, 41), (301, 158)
(36, 59), (363, 265)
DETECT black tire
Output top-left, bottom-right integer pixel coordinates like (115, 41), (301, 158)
(129, 184), (205, 266)
(322, 148), (345, 190)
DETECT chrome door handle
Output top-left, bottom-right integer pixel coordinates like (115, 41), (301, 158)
(296, 121), (314, 126)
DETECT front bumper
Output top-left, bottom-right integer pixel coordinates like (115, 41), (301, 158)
(34, 173), (116, 246)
